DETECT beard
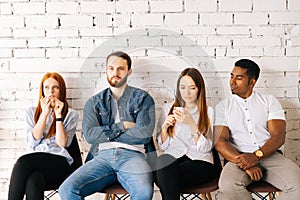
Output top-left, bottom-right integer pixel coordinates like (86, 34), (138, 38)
(107, 74), (128, 88)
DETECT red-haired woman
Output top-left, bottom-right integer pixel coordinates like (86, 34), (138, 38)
(8, 72), (79, 200)
(155, 68), (215, 200)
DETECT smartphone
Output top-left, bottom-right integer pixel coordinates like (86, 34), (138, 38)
(174, 107), (184, 112)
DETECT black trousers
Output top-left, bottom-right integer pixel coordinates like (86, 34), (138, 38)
(155, 154), (214, 200)
(8, 152), (70, 200)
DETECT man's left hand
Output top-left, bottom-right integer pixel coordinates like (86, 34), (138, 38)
(235, 153), (259, 170)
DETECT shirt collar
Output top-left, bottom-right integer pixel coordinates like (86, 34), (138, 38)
(232, 91), (256, 103)
(189, 107), (198, 114)
(108, 85), (130, 101)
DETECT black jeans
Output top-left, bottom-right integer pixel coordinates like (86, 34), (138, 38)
(155, 154), (214, 200)
(8, 152), (70, 200)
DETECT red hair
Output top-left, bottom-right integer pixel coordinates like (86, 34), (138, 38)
(34, 72), (69, 138)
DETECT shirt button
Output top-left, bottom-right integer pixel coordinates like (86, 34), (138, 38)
(245, 108), (248, 110)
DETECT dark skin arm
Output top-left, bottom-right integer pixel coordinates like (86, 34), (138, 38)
(214, 121), (285, 181)
(214, 125), (263, 181)
(235, 119), (286, 170)
(214, 125), (239, 163)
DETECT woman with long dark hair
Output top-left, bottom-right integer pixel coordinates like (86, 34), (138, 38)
(8, 72), (79, 200)
(155, 68), (215, 200)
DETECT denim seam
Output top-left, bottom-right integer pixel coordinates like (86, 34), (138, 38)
(77, 172), (116, 193)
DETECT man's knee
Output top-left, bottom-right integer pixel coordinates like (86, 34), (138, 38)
(132, 184), (153, 199)
(219, 173), (237, 191)
(58, 179), (72, 198)
(285, 167), (300, 193)
(219, 164), (250, 192)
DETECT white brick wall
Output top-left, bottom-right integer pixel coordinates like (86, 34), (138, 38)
(25, 16), (58, 28)
(46, 2), (79, 14)
(131, 13), (164, 27)
(13, 2), (45, 15)
(0, 3), (12, 15)
(165, 13), (198, 26)
(60, 15), (93, 27)
(253, 0), (286, 11)
(200, 13), (232, 25)
(219, 0), (252, 11)
(117, 0), (149, 13)
(0, 16), (24, 27)
(80, 1), (115, 14)
(185, 0), (217, 12)
(1, 1), (300, 200)
(234, 13), (269, 25)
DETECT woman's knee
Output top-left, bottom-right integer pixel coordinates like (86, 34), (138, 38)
(14, 154), (32, 168)
(25, 172), (45, 199)
(26, 172), (44, 188)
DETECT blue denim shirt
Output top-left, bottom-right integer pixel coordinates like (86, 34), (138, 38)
(82, 85), (156, 160)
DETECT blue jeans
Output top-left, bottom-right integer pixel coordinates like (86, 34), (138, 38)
(59, 148), (154, 200)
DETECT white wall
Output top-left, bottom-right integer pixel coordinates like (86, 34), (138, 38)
(0, 0), (300, 199)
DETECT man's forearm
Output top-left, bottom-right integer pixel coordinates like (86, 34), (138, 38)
(215, 141), (240, 163)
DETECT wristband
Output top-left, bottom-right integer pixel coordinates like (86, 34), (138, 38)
(56, 118), (63, 122)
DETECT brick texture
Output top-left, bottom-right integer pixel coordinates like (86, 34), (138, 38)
(0, 1), (300, 200)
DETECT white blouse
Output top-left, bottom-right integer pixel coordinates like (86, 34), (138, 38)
(157, 103), (214, 164)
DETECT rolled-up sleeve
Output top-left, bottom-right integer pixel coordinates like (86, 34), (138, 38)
(214, 101), (227, 126)
(25, 107), (42, 150)
(64, 109), (79, 147)
(157, 135), (171, 150)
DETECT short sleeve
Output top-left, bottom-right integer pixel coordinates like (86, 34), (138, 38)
(208, 106), (214, 128)
(267, 95), (285, 121)
(64, 108), (79, 147)
(214, 101), (227, 126)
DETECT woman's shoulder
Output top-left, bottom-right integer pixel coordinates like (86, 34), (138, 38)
(68, 108), (79, 117)
(162, 102), (173, 111)
(207, 106), (214, 113)
(26, 106), (36, 115)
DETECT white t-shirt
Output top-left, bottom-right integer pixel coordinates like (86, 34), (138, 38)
(98, 98), (145, 153)
(214, 91), (285, 153)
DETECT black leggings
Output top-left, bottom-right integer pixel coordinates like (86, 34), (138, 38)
(155, 154), (214, 200)
(8, 152), (70, 200)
